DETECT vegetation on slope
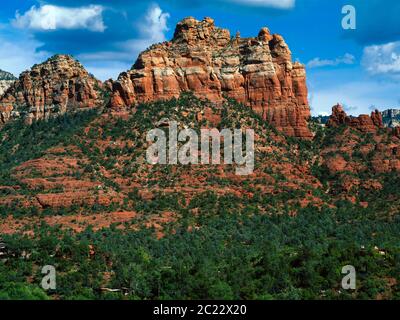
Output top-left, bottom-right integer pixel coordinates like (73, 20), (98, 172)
(0, 94), (399, 300)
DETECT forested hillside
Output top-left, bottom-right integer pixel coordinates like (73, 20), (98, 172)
(0, 95), (399, 300)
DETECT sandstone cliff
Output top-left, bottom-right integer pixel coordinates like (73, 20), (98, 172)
(108, 17), (312, 139)
(0, 55), (103, 125)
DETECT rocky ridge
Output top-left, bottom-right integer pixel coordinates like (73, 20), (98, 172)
(382, 109), (400, 128)
(0, 69), (16, 81)
(0, 69), (16, 97)
(321, 104), (400, 178)
(327, 104), (384, 133)
(0, 55), (103, 125)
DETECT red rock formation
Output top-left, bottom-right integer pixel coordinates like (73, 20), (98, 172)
(0, 54), (103, 124)
(371, 109), (384, 128)
(327, 104), (384, 133)
(109, 17), (312, 139)
(326, 104), (348, 127)
(323, 104), (400, 176)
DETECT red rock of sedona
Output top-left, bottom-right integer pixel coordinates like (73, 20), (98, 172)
(109, 17), (312, 139)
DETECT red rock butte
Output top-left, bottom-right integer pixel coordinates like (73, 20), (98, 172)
(108, 17), (312, 139)
(327, 103), (385, 133)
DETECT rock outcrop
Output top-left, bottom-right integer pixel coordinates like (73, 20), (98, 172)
(0, 55), (103, 125)
(322, 104), (400, 180)
(0, 69), (16, 81)
(382, 109), (400, 128)
(0, 81), (14, 97)
(109, 17), (312, 138)
(327, 104), (384, 133)
(0, 69), (16, 97)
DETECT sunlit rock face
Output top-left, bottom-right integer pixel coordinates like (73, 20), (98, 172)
(109, 17), (312, 139)
(0, 69), (16, 97)
(0, 55), (103, 125)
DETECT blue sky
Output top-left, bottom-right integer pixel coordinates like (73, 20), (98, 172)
(1, 0), (400, 115)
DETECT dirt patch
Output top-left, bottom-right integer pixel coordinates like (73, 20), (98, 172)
(0, 211), (137, 234)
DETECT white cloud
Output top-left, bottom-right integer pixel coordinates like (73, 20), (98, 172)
(140, 4), (170, 43)
(227, 0), (295, 9)
(0, 35), (49, 77)
(310, 80), (399, 116)
(342, 103), (358, 113)
(12, 4), (106, 32)
(362, 41), (400, 76)
(77, 5), (170, 80)
(307, 53), (355, 68)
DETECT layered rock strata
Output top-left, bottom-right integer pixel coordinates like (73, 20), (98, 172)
(109, 17), (312, 138)
(0, 55), (103, 124)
